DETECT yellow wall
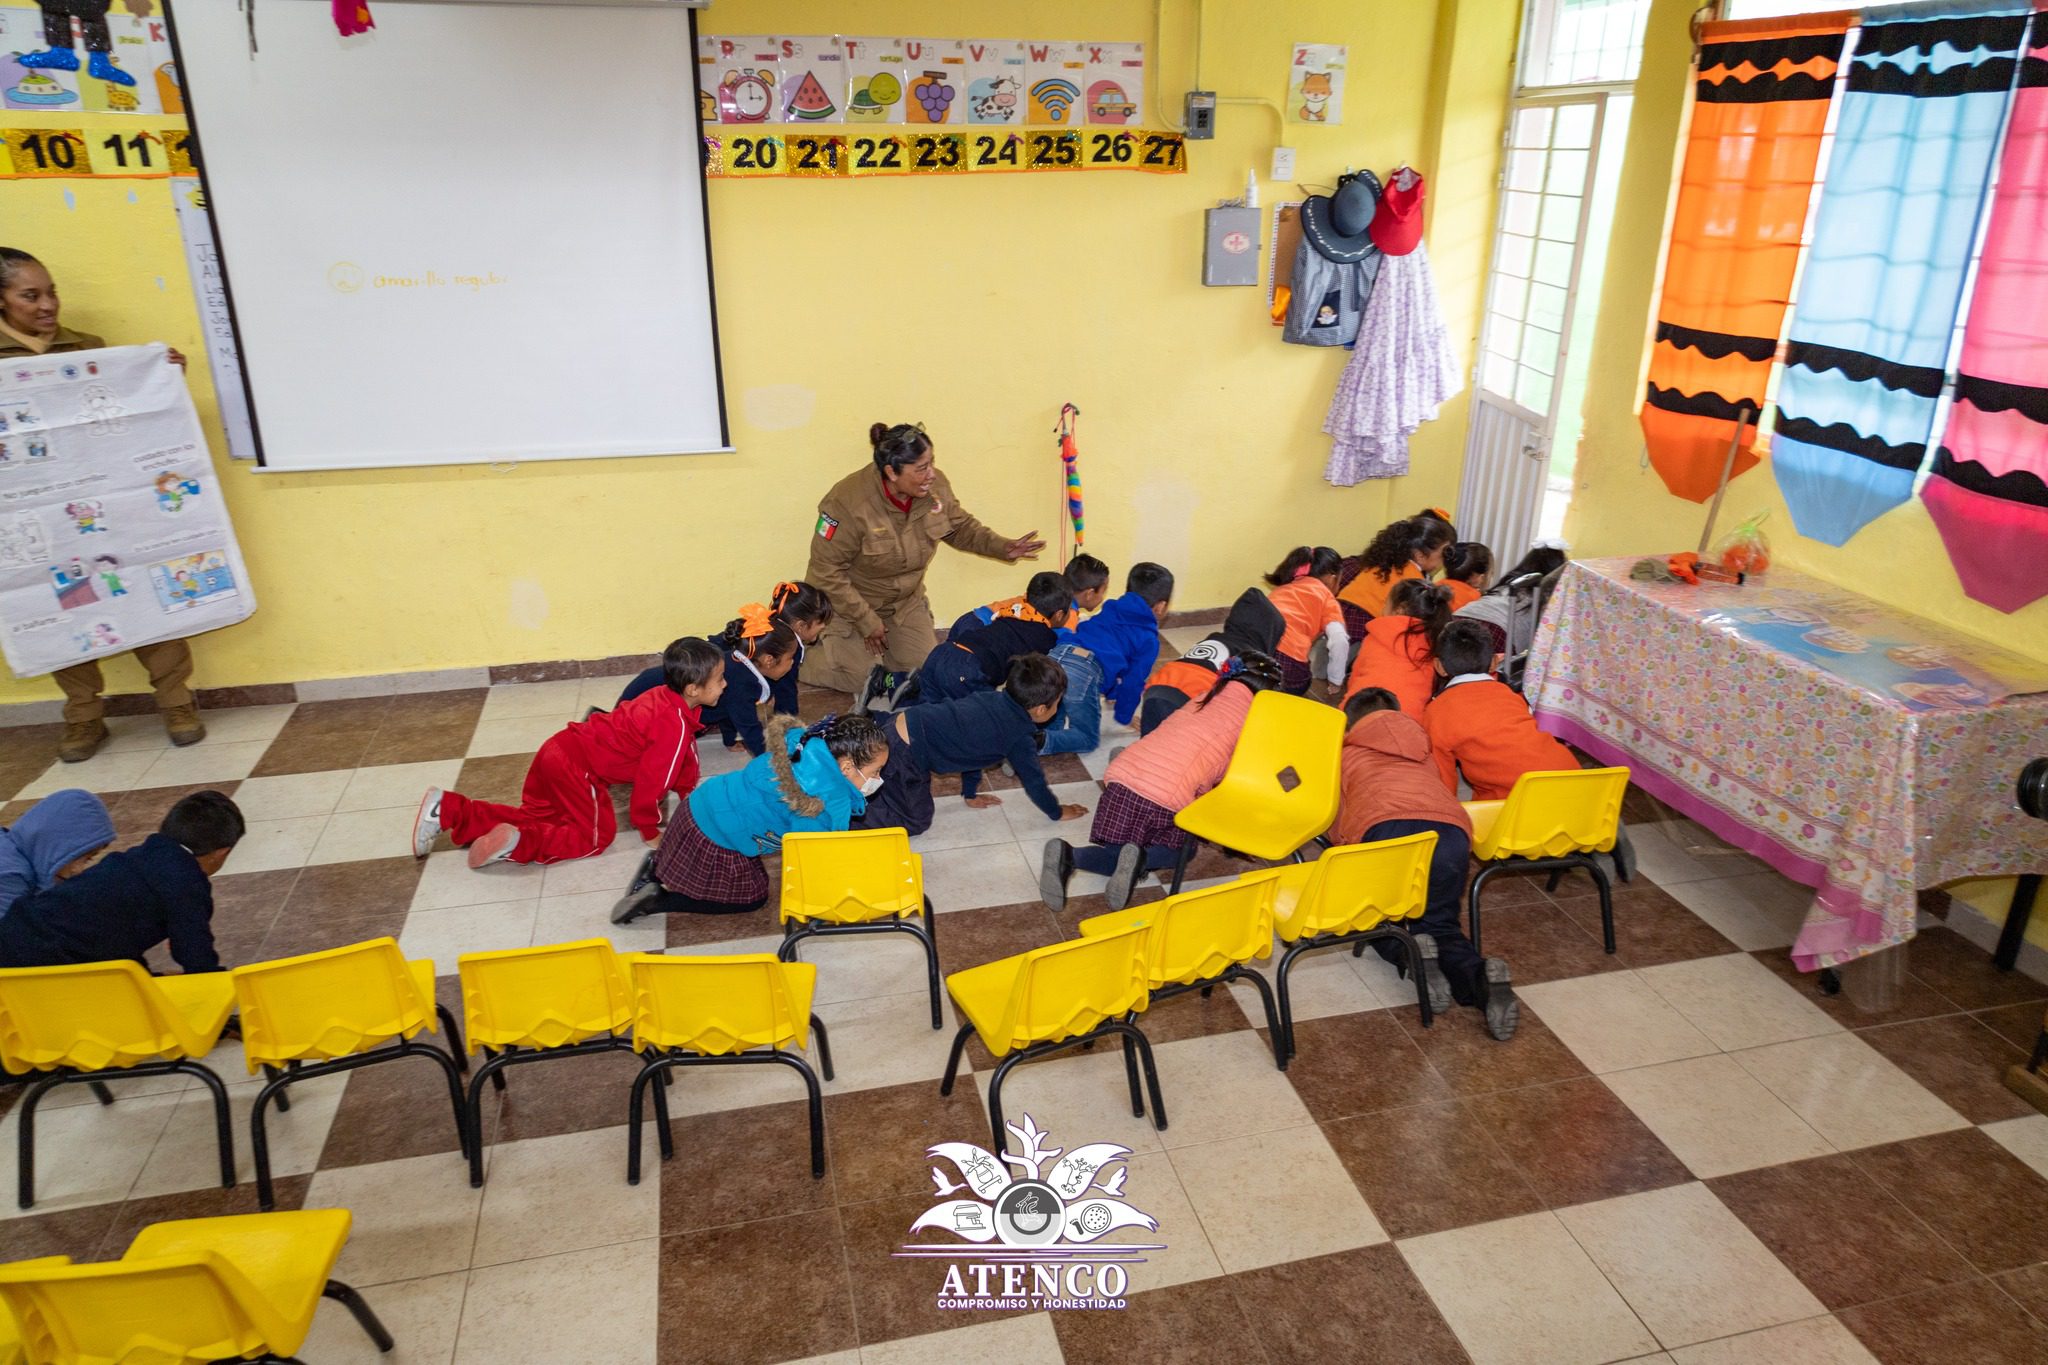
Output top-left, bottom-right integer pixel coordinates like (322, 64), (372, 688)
(1564, 0), (2048, 940)
(0, 0), (1516, 705)
(1566, 0), (2048, 668)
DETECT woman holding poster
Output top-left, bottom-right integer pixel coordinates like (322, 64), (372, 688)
(0, 247), (205, 761)
(805, 420), (1044, 705)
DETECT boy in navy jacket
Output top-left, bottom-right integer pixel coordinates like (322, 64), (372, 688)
(859, 655), (1089, 836)
(0, 790), (244, 973)
(1043, 563), (1173, 756)
(911, 571), (1069, 707)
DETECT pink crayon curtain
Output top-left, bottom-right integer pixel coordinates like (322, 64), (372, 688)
(1923, 10), (2048, 612)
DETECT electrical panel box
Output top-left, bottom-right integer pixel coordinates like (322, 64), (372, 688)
(1184, 90), (1217, 140)
(1203, 207), (1260, 287)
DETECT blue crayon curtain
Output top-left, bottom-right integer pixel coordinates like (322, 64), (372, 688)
(1771, 3), (2029, 546)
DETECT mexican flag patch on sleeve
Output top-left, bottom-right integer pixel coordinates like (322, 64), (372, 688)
(815, 513), (838, 541)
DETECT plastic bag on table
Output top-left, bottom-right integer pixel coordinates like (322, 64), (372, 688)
(1713, 511), (1772, 577)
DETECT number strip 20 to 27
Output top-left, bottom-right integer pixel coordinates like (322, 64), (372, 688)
(0, 126), (196, 179)
(709, 130), (1186, 179)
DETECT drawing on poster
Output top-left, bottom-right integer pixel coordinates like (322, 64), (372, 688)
(0, 510), (47, 569)
(78, 383), (128, 434)
(154, 468), (200, 512)
(92, 552), (125, 596)
(965, 39), (1026, 125)
(701, 35), (783, 124)
(779, 36), (842, 122)
(63, 499), (107, 534)
(1025, 40), (1087, 125)
(150, 548), (237, 612)
(904, 43), (962, 126)
(0, 397), (44, 433)
(1288, 44), (1347, 124)
(50, 556), (98, 609)
(69, 619), (120, 653)
(842, 36), (908, 125)
(0, 0), (179, 114)
(1083, 42), (1144, 126)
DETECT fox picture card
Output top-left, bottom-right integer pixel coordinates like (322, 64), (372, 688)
(1082, 41), (1143, 126)
(841, 35), (908, 125)
(1288, 43), (1347, 125)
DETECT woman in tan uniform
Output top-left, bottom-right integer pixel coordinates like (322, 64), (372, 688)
(0, 247), (204, 761)
(805, 421), (1044, 704)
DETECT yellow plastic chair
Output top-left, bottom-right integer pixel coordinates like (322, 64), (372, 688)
(0, 1210), (392, 1363)
(1168, 690), (1347, 893)
(457, 938), (668, 1189)
(1238, 830), (1438, 1064)
(939, 920), (1161, 1154)
(1077, 876), (1285, 1069)
(778, 828), (942, 1030)
(0, 1257), (67, 1365)
(0, 961), (237, 1210)
(1464, 766), (1630, 955)
(622, 953), (834, 1185)
(233, 938), (471, 1210)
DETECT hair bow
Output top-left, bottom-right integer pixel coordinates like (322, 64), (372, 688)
(735, 603), (776, 639)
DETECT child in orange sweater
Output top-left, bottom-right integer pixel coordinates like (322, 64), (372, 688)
(1337, 511), (1454, 637)
(1423, 620), (1577, 799)
(1440, 542), (1492, 612)
(1343, 579), (1453, 718)
(1264, 546), (1348, 697)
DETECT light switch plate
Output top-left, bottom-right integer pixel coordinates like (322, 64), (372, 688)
(1270, 147), (1297, 182)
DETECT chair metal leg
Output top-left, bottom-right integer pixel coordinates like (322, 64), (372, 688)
(415, 1042), (473, 1164)
(1119, 1024), (1167, 1132)
(1468, 864), (1506, 956)
(625, 1058), (668, 1186)
(263, 1064), (293, 1114)
(322, 1279), (395, 1351)
(250, 1073), (290, 1212)
(767, 1051), (827, 1179)
(88, 1079), (116, 1106)
(939, 1023), (973, 1096)
(649, 1054), (675, 1161)
(1167, 840), (1194, 896)
(480, 1044), (508, 1092)
(1544, 869), (1564, 894)
(435, 1004), (470, 1075)
(916, 906), (943, 1030)
(1120, 1032), (1145, 1118)
(15, 1073), (63, 1209)
(1396, 928), (1434, 1029)
(464, 1052), (512, 1188)
(1274, 943), (1307, 1066)
(179, 1061), (238, 1190)
(986, 1053), (1021, 1154)
(1589, 856), (1616, 954)
(808, 1014), (835, 1082)
(1227, 965), (1286, 1070)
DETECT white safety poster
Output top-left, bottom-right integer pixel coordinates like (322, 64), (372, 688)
(0, 344), (255, 677)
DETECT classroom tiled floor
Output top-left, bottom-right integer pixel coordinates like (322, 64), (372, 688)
(6, 642), (2048, 1363)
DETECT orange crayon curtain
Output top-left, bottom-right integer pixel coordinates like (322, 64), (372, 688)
(1640, 14), (1854, 502)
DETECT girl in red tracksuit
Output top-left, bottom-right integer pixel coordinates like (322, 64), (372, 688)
(412, 638), (726, 868)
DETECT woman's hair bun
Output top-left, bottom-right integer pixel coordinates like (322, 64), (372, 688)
(868, 421), (890, 447)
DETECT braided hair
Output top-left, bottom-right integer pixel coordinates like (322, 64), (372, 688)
(717, 604), (798, 663)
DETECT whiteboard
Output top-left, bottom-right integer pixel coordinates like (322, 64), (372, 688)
(167, 0), (727, 471)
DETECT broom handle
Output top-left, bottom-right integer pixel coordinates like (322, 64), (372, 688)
(1697, 405), (1753, 557)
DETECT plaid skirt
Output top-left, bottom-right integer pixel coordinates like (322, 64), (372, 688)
(1089, 781), (1189, 851)
(1278, 652), (1313, 695)
(1340, 601), (1373, 647)
(654, 803), (769, 906)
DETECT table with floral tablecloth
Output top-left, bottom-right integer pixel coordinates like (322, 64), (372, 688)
(1524, 558), (2048, 971)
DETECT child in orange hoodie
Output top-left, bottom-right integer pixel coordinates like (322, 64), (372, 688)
(1336, 689), (1517, 1040)
(1336, 511), (1454, 638)
(1423, 619), (1577, 799)
(1263, 546), (1348, 697)
(1440, 542), (1492, 611)
(1342, 579), (1453, 718)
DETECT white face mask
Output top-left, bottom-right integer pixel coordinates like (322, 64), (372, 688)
(860, 774), (885, 796)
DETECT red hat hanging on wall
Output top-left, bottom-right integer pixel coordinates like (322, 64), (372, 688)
(1369, 167), (1424, 257)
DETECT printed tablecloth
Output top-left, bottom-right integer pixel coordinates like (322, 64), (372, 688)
(1525, 558), (2048, 971)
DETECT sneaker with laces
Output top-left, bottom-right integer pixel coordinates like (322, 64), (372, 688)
(58, 719), (109, 763)
(467, 823), (521, 869)
(1482, 958), (1519, 1041)
(412, 788), (443, 859)
(161, 704), (206, 747)
(852, 665), (888, 714)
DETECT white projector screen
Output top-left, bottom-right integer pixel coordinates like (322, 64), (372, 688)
(168, 0), (727, 470)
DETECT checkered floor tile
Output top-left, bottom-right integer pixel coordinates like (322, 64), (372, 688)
(5, 677), (2048, 1364)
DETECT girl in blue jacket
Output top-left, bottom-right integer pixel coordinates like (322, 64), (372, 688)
(612, 712), (888, 921)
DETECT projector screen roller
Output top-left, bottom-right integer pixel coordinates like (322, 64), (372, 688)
(167, 0), (727, 471)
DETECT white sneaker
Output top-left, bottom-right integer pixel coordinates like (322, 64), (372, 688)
(467, 823), (520, 869)
(412, 788), (442, 859)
